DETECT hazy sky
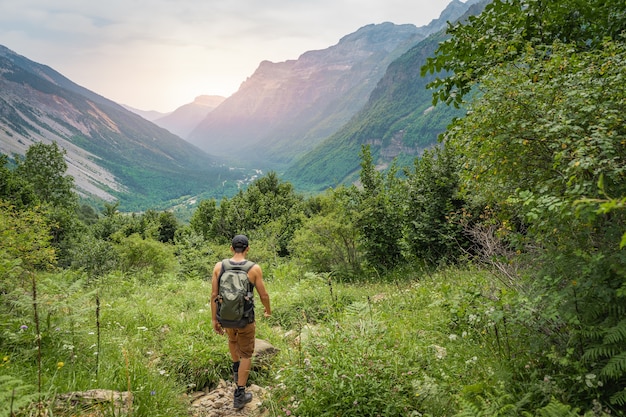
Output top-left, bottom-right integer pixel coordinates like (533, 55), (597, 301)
(0, 0), (457, 112)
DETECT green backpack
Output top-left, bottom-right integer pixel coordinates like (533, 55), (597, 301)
(216, 259), (256, 328)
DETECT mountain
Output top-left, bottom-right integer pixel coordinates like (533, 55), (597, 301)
(121, 105), (170, 122)
(153, 95), (225, 139)
(187, 1), (475, 169)
(0, 45), (242, 210)
(284, 0), (489, 191)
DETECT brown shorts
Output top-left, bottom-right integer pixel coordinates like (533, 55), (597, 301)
(225, 322), (256, 359)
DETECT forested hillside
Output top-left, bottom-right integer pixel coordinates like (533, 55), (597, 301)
(2, 1), (625, 416)
(284, 1), (487, 191)
(0, 46), (243, 211)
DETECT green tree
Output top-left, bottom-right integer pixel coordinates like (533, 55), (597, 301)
(402, 143), (468, 265)
(422, 0), (626, 107)
(355, 145), (403, 271)
(157, 211), (179, 244)
(423, 2), (626, 409)
(210, 172), (304, 256)
(190, 199), (217, 240)
(291, 187), (362, 279)
(0, 154), (37, 208)
(15, 142), (76, 209)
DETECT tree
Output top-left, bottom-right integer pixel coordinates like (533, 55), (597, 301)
(190, 199), (218, 240)
(291, 188), (362, 279)
(208, 172), (304, 256)
(422, 0), (626, 107)
(15, 142), (76, 209)
(402, 143), (468, 265)
(355, 145), (403, 271)
(0, 155), (37, 208)
(420, 0), (626, 411)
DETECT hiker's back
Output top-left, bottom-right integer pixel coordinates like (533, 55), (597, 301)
(216, 259), (256, 328)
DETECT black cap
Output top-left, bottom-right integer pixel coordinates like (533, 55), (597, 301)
(231, 234), (249, 250)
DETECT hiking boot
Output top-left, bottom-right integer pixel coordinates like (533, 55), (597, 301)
(233, 388), (252, 409)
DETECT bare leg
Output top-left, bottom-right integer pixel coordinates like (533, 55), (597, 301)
(228, 338), (239, 362)
(237, 357), (251, 386)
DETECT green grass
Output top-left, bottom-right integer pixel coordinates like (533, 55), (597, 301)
(0, 262), (550, 416)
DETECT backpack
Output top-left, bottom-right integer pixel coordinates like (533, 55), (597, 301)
(216, 259), (256, 328)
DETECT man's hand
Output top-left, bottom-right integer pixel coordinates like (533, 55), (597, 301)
(264, 309), (271, 318)
(212, 319), (224, 335)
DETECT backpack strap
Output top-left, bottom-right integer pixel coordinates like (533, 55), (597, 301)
(220, 259), (255, 292)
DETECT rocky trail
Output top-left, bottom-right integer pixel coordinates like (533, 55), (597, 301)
(49, 339), (278, 417)
(187, 338), (278, 417)
(187, 380), (269, 417)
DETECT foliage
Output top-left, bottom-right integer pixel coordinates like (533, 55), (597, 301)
(422, 0), (626, 107)
(401, 143), (470, 265)
(290, 187), (363, 280)
(14, 142), (77, 209)
(114, 233), (178, 277)
(190, 172), (304, 257)
(354, 145), (404, 271)
(0, 202), (56, 275)
(0, 154), (37, 209)
(0, 375), (39, 417)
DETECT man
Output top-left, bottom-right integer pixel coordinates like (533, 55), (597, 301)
(211, 234), (271, 409)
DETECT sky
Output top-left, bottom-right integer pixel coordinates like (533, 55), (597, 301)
(0, 0), (457, 113)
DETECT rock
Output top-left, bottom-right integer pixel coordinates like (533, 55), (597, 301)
(253, 338), (279, 359)
(54, 389), (132, 416)
(188, 382), (268, 417)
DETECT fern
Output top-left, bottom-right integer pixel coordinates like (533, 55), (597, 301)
(344, 301), (369, 317)
(454, 393), (520, 417)
(0, 375), (39, 416)
(600, 351), (626, 379)
(535, 398), (580, 417)
(582, 345), (621, 362)
(454, 396), (485, 417)
(604, 319), (626, 345)
(610, 388), (626, 407)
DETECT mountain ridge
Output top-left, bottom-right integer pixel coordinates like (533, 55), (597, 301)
(0, 46), (241, 209)
(186, 0), (477, 170)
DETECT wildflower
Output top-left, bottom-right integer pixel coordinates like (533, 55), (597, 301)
(20, 325), (28, 331)
(150, 390), (156, 396)
(448, 334), (458, 341)
(57, 362), (64, 369)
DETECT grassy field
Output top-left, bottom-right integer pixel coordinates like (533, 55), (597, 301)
(2, 259), (531, 416)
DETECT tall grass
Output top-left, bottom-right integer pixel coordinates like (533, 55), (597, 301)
(1, 260), (592, 416)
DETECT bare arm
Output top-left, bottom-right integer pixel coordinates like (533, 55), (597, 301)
(249, 264), (271, 317)
(210, 261), (224, 334)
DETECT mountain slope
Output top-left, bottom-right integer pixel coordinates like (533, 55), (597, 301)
(154, 95), (225, 139)
(284, 0), (488, 191)
(187, 0), (477, 170)
(0, 46), (241, 210)
(188, 22), (425, 167)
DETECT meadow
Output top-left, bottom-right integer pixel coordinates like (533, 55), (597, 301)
(2, 256), (542, 417)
